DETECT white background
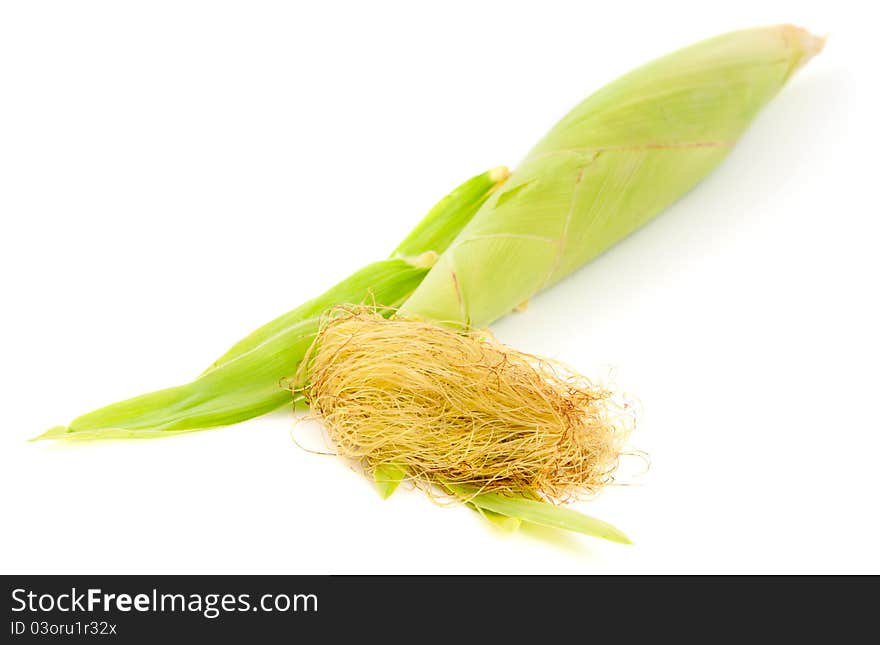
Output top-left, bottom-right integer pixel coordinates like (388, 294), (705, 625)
(1, 1), (877, 574)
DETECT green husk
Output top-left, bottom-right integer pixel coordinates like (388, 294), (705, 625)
(401, 25), (823, 327)
(36, 168), (508, 440)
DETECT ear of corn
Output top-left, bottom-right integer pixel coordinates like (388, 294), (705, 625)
(38, 25), (822, 544)
(400, 25), (823, 328)
(37, 168), (508, 440)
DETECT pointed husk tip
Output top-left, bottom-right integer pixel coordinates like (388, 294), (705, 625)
(781, 24), (826, 70)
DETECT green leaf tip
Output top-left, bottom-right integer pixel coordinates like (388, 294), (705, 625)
(374, 464), (408, 499)
(449, 484), (632, 545)
(472, 507), (522, 532)
(488, 165), (511, 185)
(30, 426), (70, 442)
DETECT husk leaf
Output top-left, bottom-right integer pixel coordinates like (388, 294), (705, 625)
(401, 25), (824, 327)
